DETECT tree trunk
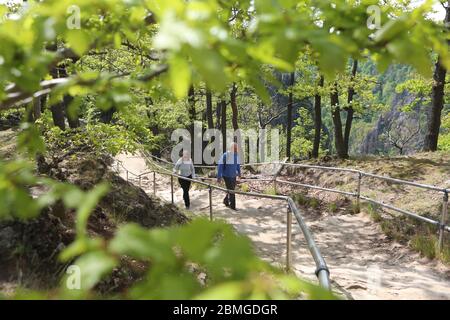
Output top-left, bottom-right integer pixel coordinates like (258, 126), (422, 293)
(39, 95), (47, 113)
(51, 103), (66, 130)
(188, 86), (196, 155)
(423, 4), (449, 151)
(201, 100), (208, 164)
(47, 43), (81, 130)
(230, 82), (241, 147)
(205, 89), (215, 163)
(424, 58), (446, 151)
(286, 72), (295, 161)
(206, 89), (214, 129)
(331, 83), (347, 158)
(312, 75), (324, 158)
(64, 95), (80, 128)
(49, 64), (65, 131)
(343, 59), (358, 154)
(59, 66), (79, 128)
(230, 83), (239, 130)
(48, 44), (66, 130)
(221, 99), (227, 153)
(34, 97), (42, 120)
(100, 107), (116, 124)
(216, 100), (221, 129)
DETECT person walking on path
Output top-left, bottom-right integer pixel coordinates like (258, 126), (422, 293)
(173, 150), (196, 209)
(217, 142), (241, 210)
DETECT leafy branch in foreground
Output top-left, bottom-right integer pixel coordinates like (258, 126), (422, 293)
(1, 0), (448, 111)
(56, 218), (335, 300)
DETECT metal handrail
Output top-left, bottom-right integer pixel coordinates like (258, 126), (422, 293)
(279, 162), (361, 174)
(359, 196), (440, 226)
(360, 171), (447, 193)
(146, 153), (449, 192)
(276, 178), (358, 197)
(287, 197), (329, 286)
(114, 157), (331, 290)
(142, 153), (449, 250)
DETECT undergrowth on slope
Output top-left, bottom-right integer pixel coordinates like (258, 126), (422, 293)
(264, 186), (277, 196)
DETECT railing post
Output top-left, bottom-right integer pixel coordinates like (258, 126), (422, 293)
(286, 204), (292, 271)
(438, 191), (448, 252)
(138, 175), (141, 188)
(209, 186), (213, 221)
(170, 175), (174, 204)
(356, 172), (362, 213)
(126, 170), (129, 182)
(153, 171), (156, 195)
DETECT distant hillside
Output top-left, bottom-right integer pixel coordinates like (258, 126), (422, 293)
(351, 62), (448, 156)
(267, 62), (428, 157)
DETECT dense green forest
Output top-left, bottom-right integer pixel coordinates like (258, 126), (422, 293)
(0, 0), (449, 301)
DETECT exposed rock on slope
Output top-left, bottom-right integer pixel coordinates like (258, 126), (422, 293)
(37, 151), (187, 228)
(0, 147), (188, 293)
(360, 91), (424, 155)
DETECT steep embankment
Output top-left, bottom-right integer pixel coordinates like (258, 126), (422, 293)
(116, 152), (450, 300)
(0, 131), (187, 296)
(283, 152), (450, 228)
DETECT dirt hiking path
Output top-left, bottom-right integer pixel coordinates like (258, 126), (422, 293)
(116, 153), (450, 300)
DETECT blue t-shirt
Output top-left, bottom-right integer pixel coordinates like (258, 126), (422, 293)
(217, 152), (241, 178)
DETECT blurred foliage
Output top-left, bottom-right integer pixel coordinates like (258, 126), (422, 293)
(0, 0), (448, 108)
(14, 218), (336, 300)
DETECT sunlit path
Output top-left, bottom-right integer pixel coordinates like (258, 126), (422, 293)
(117, 153), (450, 300)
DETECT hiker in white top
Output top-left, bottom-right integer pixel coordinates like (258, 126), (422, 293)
(173, 151), (196, 209)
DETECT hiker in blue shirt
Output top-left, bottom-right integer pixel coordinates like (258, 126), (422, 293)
(217, 142), (241, 210)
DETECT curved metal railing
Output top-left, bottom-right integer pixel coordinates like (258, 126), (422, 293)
(113, 157), (332, 290)
(141, 153), (450, 249)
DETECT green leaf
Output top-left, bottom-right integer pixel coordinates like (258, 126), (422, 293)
(66, 29), (91, 56)
(194, 281), (244, 300)
(310, 36), (347, 78)
(17, 123), (46, 157)
(75, 183), (109, 238)
(247, 41), (294, 72)
(248, 75), (271, 105)
(373, 16), (410, 44)
(59, 237), (103, 262)
(62, 187), (84, 209)
(72, 250), (117, 291)
(114, 33), (122, 49)
(109, 223), (177, 264)
(190, 48), (227, 91)
(169, 55), (191, 98)
(175, 218), (220, 261)
(386, 36), (432, 77)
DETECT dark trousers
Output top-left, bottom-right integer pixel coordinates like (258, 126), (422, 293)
(178, 175), (192, 208)
(223, 177), (237, 209)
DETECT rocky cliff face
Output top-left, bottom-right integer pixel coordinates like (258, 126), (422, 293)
(360, 91), (425, 155)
